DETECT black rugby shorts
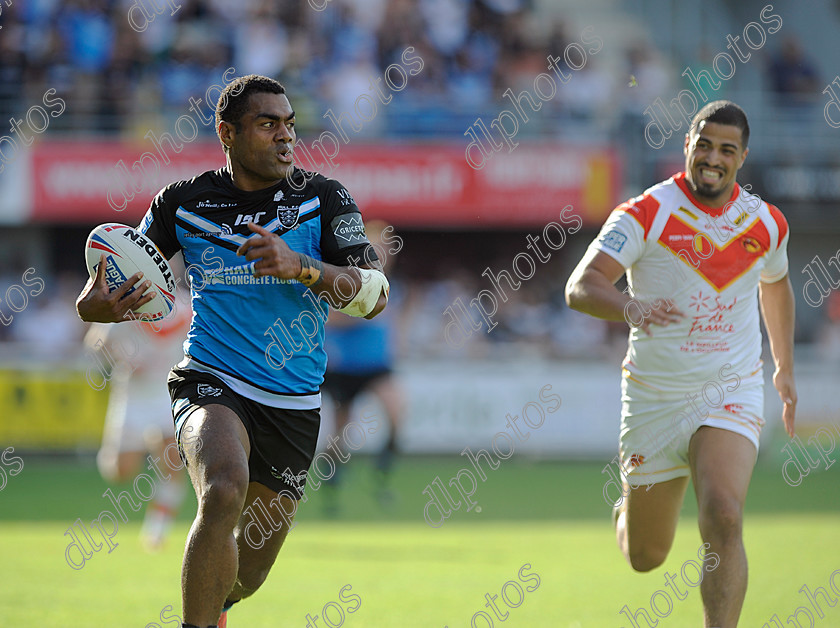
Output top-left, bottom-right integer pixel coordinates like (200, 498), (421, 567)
(168, 367), (320, 499)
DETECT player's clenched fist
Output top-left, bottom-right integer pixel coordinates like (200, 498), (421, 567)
(237, 222), (302, 279)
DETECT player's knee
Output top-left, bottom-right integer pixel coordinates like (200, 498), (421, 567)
(627, 544), (669, 572)
(698, 494), (743, 541)
(96, 451), (119, 483)
(198, 474), (249, 520)
(237, 565), (272, 596)
(96, 451), (134, 484)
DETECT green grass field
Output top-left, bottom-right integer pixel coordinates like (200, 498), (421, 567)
(1, 454), (838, 627)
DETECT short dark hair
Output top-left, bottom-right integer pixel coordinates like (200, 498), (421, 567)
(689, 100), (750, 149)
(215, 75), (286, 152)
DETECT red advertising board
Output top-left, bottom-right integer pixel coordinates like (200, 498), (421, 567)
(29, 141), (620, 227)
(30, 141), (226, 223)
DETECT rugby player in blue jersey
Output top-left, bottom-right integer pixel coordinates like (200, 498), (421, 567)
(76, 75), (389, 628)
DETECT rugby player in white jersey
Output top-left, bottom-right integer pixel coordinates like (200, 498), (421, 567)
(566, 101), (796, 627)
(86, 294), (190, 550)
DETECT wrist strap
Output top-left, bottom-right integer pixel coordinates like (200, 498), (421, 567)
(296, 253), (324, 287)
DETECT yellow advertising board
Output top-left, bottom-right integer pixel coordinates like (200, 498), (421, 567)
(0, 369), (108, 449)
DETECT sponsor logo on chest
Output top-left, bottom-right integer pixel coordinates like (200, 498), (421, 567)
(234, 212), (267, 226)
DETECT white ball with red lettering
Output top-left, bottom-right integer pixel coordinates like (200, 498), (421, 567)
(84, 223), (176, 321)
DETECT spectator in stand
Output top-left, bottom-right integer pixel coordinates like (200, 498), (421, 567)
(767, 36), (821, 106)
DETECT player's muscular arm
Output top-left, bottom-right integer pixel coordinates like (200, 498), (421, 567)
(76, 253), (156, 323)
(565, 250), (632, 321)
(237, 223), (387, 319)
(565, 249), (684, 335)
(759, 273), (797, 436)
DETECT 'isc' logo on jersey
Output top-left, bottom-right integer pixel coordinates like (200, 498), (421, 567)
(234, 212), (266, 226)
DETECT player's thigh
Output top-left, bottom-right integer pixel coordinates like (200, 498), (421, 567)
(333, 402), (351, 432)
(97, 448), (146, 482)
(368, 373), (403, 421)
(98, 381), (134, 459)
(619, 377), (690, 546)
(113, 450), (147, 478)
(688, 426), (756, 531)
(180, 403), (251, 500)
(159, 435), (183, 474)
(623, 475), (690, 553)
(234, 481), (299, 579)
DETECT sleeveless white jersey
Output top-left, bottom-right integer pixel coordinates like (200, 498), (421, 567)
(589, 172), (789, 392)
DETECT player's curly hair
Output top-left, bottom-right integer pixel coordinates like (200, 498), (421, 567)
(689, 100), (750, 149)
(215, 75), (286, 152)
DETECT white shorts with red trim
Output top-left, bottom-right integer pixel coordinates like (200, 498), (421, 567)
(100, 377), (176, 453)
(618, 369), (764, 486)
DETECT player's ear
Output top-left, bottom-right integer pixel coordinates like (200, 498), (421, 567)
(737, 146), (749, 170)
(218, 120), (235, 150)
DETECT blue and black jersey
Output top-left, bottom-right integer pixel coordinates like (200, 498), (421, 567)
(138, 166), (377, 409)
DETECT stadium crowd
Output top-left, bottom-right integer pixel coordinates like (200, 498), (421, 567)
(0, 0), (701, 142)
(0, 0), (829, 160)
(0, 0), (836, 360)
(0, 0), (610, 135)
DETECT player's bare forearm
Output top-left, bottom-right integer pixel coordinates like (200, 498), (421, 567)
(759, 274), (795, 372)
(566, 249), (631, 320)
(566, 249), (684, 334)
(313, 262), (362, 308)
(759, 273), (797, 435)
(565, 266), (632, 322)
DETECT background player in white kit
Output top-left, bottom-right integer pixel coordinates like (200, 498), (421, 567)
(566, 101), (797, 627)
(85, 296), (190, 549)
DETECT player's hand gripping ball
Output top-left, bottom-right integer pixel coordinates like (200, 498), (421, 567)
(84, 223), (176, 321)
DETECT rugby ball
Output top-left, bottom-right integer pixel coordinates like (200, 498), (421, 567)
(85, 223), (176, 322)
